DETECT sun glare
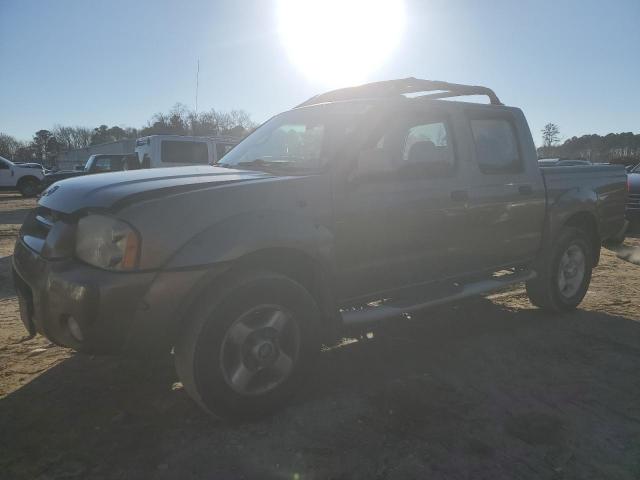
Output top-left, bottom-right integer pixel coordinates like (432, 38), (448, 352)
(277, 0), (406, 87)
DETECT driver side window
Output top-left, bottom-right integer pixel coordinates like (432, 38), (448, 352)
(354, 116), (455, 179)
(399, 121), (455, 177)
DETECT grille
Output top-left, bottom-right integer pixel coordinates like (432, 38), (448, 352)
(627, 193), (640, 210)
(22, 207), (57, 239)
(20, 207), (64, 253)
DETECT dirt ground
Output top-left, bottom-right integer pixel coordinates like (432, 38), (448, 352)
(1, 192), (640, 479)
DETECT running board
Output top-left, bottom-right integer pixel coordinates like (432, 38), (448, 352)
(341, 270), (536, 327)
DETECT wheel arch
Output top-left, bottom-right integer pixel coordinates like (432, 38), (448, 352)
(17, 175), (41, 186)
(563, 211), (600, 265)
(170, 246), (340, 346)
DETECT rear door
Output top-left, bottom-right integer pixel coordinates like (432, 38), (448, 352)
(463, 107), (546, 271)
(333, 105), (471, 300)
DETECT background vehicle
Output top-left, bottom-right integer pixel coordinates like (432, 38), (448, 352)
(42, 154), (139, 189)
(14, 162), (46, 169)
(13, 78), (627, 419)
(626, 163), (640, 228)
(538, 158), (592, 167)
(0, 155), (44, 197)
(134, 135), (238, 168)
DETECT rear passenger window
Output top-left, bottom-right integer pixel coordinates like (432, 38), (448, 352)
(470, 118), (521, 173)
(161, 141), (209, 164)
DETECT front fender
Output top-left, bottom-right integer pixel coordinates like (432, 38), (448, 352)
(165, 209), (334, 271)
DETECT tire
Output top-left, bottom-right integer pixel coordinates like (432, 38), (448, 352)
(18, 177), (41, 197)
(174, 271), (321, 420)
(526, 226), (593, 312)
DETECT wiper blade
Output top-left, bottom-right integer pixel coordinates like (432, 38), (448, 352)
(236, 158), (296, 167)
(218, 157), (315, 173)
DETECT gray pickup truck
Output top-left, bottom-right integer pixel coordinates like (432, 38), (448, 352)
(12, 78), (627, 418)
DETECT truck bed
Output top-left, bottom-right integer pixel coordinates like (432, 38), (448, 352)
(540, 164), (627, 242)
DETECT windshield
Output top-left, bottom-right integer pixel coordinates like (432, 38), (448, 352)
(218, 102), (372, 171)
(632, 163), (640, 173)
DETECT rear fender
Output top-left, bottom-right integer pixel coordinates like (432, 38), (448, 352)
(541, 187), (600, 264)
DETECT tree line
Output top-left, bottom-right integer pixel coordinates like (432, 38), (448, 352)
(0, 103), (256, 164)
(539, 122), (640, 164)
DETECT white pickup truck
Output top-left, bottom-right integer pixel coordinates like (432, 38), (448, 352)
(0, 156), (44, 197)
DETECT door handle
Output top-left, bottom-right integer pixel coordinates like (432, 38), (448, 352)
(518, 185), (533, 195)
(450, 190), (469, 202)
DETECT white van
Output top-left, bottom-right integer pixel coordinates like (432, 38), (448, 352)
(134, 135), (239, 169)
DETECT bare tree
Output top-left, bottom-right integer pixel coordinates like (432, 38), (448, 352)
(52, 125), (75, 150)
(140, 104), (255, 138)
(71, 127), (93, 148)
(541, 123), (560, 157)
(53, 125), (93, 150)
(0, 132), (24, 159)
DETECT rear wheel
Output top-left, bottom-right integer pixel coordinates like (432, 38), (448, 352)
(18, 177), (40, 197)
(526, 226), (593, 312)
(174, 271), (321, 419)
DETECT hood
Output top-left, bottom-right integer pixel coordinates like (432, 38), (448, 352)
(39, 166), (273, 214)
(46, 169), (86, 178)
(16, 163), (43, 170)
(628, 172), (640, 194)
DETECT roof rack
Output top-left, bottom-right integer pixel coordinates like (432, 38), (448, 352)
(297, 77), (503, 108)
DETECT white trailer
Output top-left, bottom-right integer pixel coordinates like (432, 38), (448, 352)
(134, 135), (239, 169)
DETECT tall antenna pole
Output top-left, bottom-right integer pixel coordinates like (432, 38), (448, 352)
(195, 58), (200, 115)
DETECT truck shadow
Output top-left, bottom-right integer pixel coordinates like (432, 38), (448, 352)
(0, 255), (17, 301)
(0, 207), (33, 225)
(604, 232), (640, 266)
(2, 298), (640, 479)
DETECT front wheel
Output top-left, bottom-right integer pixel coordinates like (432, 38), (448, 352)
(174, 271), (321, 419)
(526, 226), (594, 312)
(18, 178), (41, 197)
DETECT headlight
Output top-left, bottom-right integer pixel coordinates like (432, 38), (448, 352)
(75, 214), (140, 270)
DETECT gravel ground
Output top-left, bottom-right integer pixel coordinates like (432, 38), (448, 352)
(1, 192), (640, 479)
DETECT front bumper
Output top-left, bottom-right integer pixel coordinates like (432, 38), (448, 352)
(626, 207), (640, 225)
(12, 239), (216, 354)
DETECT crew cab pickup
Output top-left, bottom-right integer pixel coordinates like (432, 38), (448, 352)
(12, 78), (627, 419)
(42, 154), (140, 189)
(0, 155), (44, 197)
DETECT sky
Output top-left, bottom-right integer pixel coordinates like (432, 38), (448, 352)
(1, 0), (639, 146)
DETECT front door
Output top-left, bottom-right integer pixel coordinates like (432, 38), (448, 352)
(333, 106), (470, 301)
